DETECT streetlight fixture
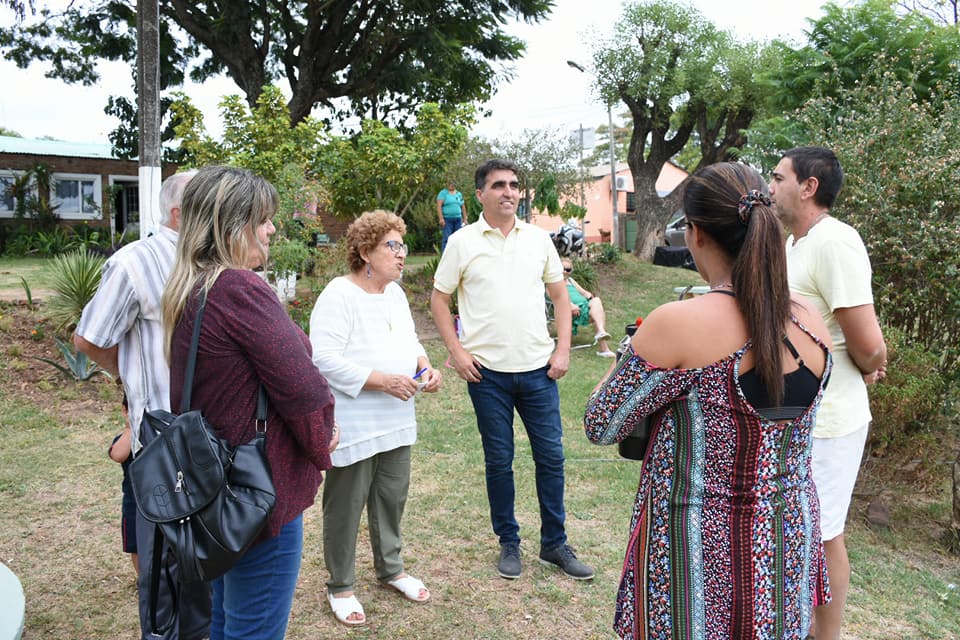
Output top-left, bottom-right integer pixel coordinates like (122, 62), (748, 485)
(566, 59), (619, 249)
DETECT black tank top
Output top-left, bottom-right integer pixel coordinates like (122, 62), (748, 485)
(708, 290), (821, 420)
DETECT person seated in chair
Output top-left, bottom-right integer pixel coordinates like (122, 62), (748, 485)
(561, 258), (614, 357)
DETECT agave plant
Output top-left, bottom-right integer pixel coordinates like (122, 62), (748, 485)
(32, 337), (110, 382)
(46, 249), (105, 332)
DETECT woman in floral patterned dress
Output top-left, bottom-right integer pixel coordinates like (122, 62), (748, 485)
(585, 163), (834, 639)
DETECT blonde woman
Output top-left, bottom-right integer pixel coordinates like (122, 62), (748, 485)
(161, 165), (338, 640)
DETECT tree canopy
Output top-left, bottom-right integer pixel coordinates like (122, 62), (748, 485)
(592, 0), (774, 257)
(742, 0), (960, 172)
(766, 0), (960, 113)
(1, 0), (554, 134)
(320, 103), (474, 219)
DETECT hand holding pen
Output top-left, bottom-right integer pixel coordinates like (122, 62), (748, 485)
(413, 363), (442, 394)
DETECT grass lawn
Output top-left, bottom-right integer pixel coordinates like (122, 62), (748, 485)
(0, 256), (57, 297)
(0, 253), (957, 638)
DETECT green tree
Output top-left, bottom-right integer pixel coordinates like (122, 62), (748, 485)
(592, 0), (774, 258)
(172, 86), (327, 187)
(171, 85), (329, 275)
(321, 103), (474, 219)
(1, 1), (553, 141)
(798, 70), (960, 386)
(767, 0), (960, 114)
(0, 126), (21, 137)
(742, 0), (960, 172)
(490, 127), (581, 219)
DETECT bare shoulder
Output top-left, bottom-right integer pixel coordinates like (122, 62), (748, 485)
(633, 297), (732, 368)
(630, 301), (685, 367)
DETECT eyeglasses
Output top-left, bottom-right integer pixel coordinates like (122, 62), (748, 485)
(384, 240), (408, 255)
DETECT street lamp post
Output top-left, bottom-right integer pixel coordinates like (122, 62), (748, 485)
(566, 60), (618, 249)
(577, 123), (586, 210)
(608, 103), (618, 249)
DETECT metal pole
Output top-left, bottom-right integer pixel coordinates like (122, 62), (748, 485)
(609, 104), (618, 248)
(578, 123), (585, 209)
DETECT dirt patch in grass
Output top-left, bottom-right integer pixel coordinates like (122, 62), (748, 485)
(0, 302), (116, 417)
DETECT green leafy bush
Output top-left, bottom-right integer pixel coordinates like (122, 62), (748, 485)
(404, 199), (441, 254)
(47, 249), (105, 332)
(799, 67), (960, 389)
(570, 258), (597, 292)
(310, 242), (349, 290)
(588, 242), (621, 264)
(868, 326), (946, 450)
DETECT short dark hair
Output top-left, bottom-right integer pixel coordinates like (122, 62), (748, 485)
(475, 159), (519, 191)
(782, 146), (844, 209)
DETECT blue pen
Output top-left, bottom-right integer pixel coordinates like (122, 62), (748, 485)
(413, 367), (428, 380)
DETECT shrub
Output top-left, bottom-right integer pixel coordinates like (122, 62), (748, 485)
(570, 258), (597, 292)
(866, 325), (947, 472)
(47, 249), (105, 332)
(799, 67), (960, 389)
(404, 199), (441, 254)
(310, 242), (349, 290)
(588, 242), (621, 264)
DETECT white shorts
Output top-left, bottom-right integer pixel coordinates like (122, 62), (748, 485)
(810, 424), (869, 541)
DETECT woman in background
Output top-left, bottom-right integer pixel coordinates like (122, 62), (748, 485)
(310, 210), (441, 627)
(162, 165), (338, 640)
(584, 162), (833, 639)
(560, 257), (614, 356)
(437, 180), (466, 251)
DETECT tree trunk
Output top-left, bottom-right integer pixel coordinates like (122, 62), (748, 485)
(627, 168), (687, 261)
(951, 450), (960, 552)
(137, 0), (162, 236)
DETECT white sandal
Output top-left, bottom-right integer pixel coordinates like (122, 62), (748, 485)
(327, 592), (366, 626)
(385, 574), (430, 603)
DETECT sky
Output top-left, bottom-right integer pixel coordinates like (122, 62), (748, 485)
(0, 0), (831, 147)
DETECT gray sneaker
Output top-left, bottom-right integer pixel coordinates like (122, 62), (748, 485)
(498, 542), (522, 579)
(538, 544), (594, 580)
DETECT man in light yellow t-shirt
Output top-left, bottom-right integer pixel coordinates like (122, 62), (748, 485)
(770, 146), (887, 640)
(431, 159), (594, 582)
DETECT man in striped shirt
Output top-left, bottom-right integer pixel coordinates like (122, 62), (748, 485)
(75, 170), (210, 640)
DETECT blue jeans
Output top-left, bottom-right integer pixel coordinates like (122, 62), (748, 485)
(210, 515), (303, 640)
(441, 216), (463, 252)
(467, 365), (567, 550)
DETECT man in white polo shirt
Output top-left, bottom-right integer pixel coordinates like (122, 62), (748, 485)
(770, 146), (886, 640)
(431, 159), (593, 581)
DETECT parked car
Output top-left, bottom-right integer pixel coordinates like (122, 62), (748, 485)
(664, 209), (687, 247)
